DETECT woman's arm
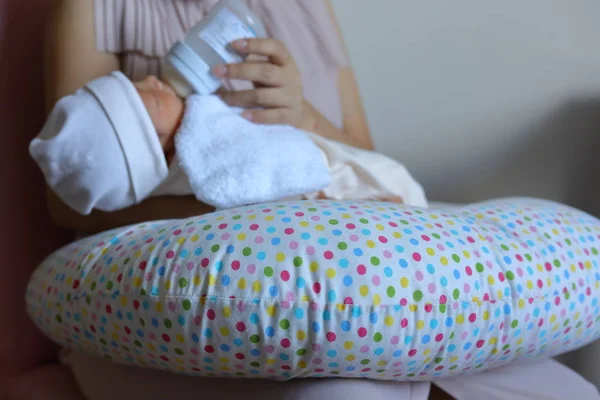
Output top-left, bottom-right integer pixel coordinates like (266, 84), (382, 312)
(45, 0), (213, 233)
(304, 0), (373, 151)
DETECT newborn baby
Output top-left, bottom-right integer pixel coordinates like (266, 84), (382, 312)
(30, 72), (427, 214)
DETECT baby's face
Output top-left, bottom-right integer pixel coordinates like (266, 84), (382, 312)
(134, 76), (184, 137)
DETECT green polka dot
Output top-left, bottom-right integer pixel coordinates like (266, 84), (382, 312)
(452, 254), (460, 263)
(211, 244), (220, 253)
(525, 254), (532, 261)
(511, 320), (518, 328)
(376, 369), (386, 373)
(400, 220), (409, 225)
(387, 286), (396, 298)
(329, 219), (339, 225)
(280, 319), (290, 329)
(449, 365), (458, 370)
(360, 359), (371, 365)
(592, 248), (599, 255)
(140, 288), (147, 295)
(553, 259), (561, 267)
(134, 340), (142, 347)
(565, 239), (572, 246)
(55, 315), (62, 323)
(139, 318), (145, 327)
(563, 319), (570, 327)
(432, 233), (441, 239)
(86, 295), (92, 305)
(373, 332), (383, 342)
(308, 208), (317, 212)
(91, 282), (97, 290)
(250, 361), (260, 367)
(164, 319), (172, 329)
(293, 257), (303, 267)
(243, 247), (252, 256)
(250, 335), (260, 343)
(359, 218), (369, 224)
(452, 288), (460, 300)
(449, 332), (455, 339)
(501, 244), (509, 251)
(544, 233), (551, 239)
(100, 339), (107, 346)
(203, 224), (212, 231)
(66, 293), (71, 301)
(439, 304), (447, 313)
(475, 263), (484, 273)
(564, 291), (571, 300)
(182, 300), (192, 310)
(371, 257), (380, 266)
(175, 348), (184, 355)
(502, 344), (510, 351)
(338, 242), (348, 250)
(296, 348), (307, 356)
(178, 278), (188, 288)
(264, 267), (274, 277)
(407, 373), (416, 377)
(232, 215), (241, 220)
(124, 257), (130, 265)
(435, 357), (444, 364)
(106, 281), (113, 290)
(413, 290), (423, 302)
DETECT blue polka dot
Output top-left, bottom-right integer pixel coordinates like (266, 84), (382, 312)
(333, 229), (342, 236)
(271, 238), (280, 245)
(301, 233), (311, 240)
(427, 264), (435, 274)
(410, 238), (419, 246)
(257, 252), (266, 260)
(294, 308), (304, 319)
(448, 344), (456, 352)
(221, 275), (230, 286)
(422, 335), (430, 344)
(339, 259), (349, 268)
(440, 276), (448, 287)
(178, 316), (185, 326)
(503, 256), (512, 264)
(374, 348), (384, 355)
(206, 234), (215, 241)
(179, 249), (188, 258)
(233, 224), (242, 231)
(399, 259), (408, 268)
(151, 318), (159, 328)
(296, 277), (306, 288)
(157, 266), (166, 277)
(192, 333), (199, 342)
(265, 327), (275, 337)
(352, 306), (362, 318)
(404, 336), (413, 345)
(194, 248), (203, 256)
(393, 350), (402, 357)
(215, 261), (223, 272)
(341, 321), (351, 332)
(453, 269), (461, 279)
(312, 322), (321, 333)
(354, 248), (364, 256)
(250, 314), (259, 324)
(430, 320), (438, 329)
(504, 304), (511, 314)
(269, 285), (279, 297)
(226, 245), (235, 254)
(204, 329), (213, 338)
(343, 276), (353, 286)
(384, 267), (393, 277)
(282, 217), (291, 223)
(319, 238), (328, 245)
(369, 312), (378, 324)
(327, 350), (338, 357)
(323, 310), (331, 321)
(445, 318), (454, 327)
(266, 227), (276, 234)
(220, 344), (230, 352)
(362, 229), (371, 236)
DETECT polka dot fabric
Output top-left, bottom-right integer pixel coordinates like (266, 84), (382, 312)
(27, 198), (600, 381)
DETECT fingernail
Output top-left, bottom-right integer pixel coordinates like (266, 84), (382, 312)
(233, 39), (248, 51)
(212, 64), (228, 77)
(242, 110), (253, 121)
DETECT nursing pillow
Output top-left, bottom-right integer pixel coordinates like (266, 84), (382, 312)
(26, 198), (600, 381)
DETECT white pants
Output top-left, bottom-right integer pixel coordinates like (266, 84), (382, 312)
(63, 351), (599, 400)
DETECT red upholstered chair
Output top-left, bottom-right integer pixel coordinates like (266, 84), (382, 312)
(0, 1), (79, 398)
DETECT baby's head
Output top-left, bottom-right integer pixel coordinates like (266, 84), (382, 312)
(133, 75), (184, 138)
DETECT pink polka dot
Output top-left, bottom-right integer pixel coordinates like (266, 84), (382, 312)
(193, 316), (202, 326)
(285, 292), (295, 302)
(346, 223), (356, 229)
(218, 224), (228, 230)
(358, 327), (368, 337)
(207, 309), (216, 320)
(412, 253), (422, 262)
(311, 216), (320, 221)
(324, 251), (334, 260)
(428, 283), (436, 294)
(460, 331), (468, 340)
(281, 270), (290, 281)
(408, 349), (417, 357)
(236, 322), (246, 332)
(463, 283), (471, 293)
(221, 233), (231, 240)
(326, 332), (336, 342)
(424, 303), (433, 313)
(378, 236), (388, 244)
(383, 250), (392, 259)
(465, 266), (473, 276)
(400, 298), (408, 307)
(372, 275), (381, 286)
(174, 229), (182, 235)
(295, 212), (305, 217)
(435, 334), (444, 342)
(391, 336), (400, 344)
(344, 297), (353, 305)
(312, 358), (323, 365)
(201, 258), (209, 268)
(255, 236), (264, 244)
(360, 345), (370, 353)
(168, 302), (176, 312)
(306, 246), (316, 256)
(187, 227), (196, 233)
(285, 228), (295, 235)
(145, 273), (153, 281)
(281, 339), (291, 348)
(313, 282), (321, 294)
(186, 262), (195, 271)
(468, 313), (477, 323)
(231, 260), (241, 270)
(166, 250), (175, 259)
(350, 235), (359, 242)
(289, 241), (299, 250)
(173, 264), (181, 273)
(415, 271), (424, 281)
(265, 345), (275, 354)
(250, 224), (259, 231)
(357, 265), (367, 275)
(148, 332), (157, 341)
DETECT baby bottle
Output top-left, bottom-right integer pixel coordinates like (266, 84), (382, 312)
(163, 0), (267, 97)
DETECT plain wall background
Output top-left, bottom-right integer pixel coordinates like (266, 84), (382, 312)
(332, 0), (600, 387)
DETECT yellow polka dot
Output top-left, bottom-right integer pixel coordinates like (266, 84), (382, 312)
(299, 221), (309, 228)
(190, 234), (200, 242)
(220, 327), (230, 336)
(585, 261), (592, 269)
(315, 224), (325, 231)
(148, 343), (156, 351)
(134, 250), (142, 258)
(475, 213), (484, 219)
(193, 276), (201, 286)
(220, 357), (229, 364)
(496, 290), (503, 299)
(550, 314), (556, 323)
(393, 232), (402, 239)
(113, 323), (120, 331)
(176, 334), (185, 343)
(385, 316), (394, 327)
(378, 360), (388, 366)
(426, 248), (435, 256)
(238, 278), (247, 289)
(462, 250), (470, 259)
(176, 237), (186, 245)
(483, 311), (490, 320)
(489, 337), (497, 345)
(456, 314), (465, 324)
(400, 277), (409, 288)
(344, 341), (354, 350)
(536, 264), (544, 272)
(120, 296), (127, 306)
(267, 305), (276, 316)
(447, 220), (455, 226)
(359, 285), (369, 297)
(491, 348), (498, 355)
(237, 233), (247, 241)
(165, 280), (171, 290)
(336, 304), (346, 312)
(110, 264), (119, 273)
(208, 275), (216, 286)
(111, 332), (119, 340)
(266, 358), (276, 365)
(297, 330), (306, 340)
(301, 295), (310, 302)
(252, 281), (262, 293)
(133, 276), (143, 287)
(518, 299), (525, 309)
(440, 256), (448, 266)
(450, 356), (459, 363)
(526, 280), (534, 290)
(65, 276), (73, 285)
(310, 262), (319, 272)
(346, 355), (355, 362)
(265, 215), (275, 221)
(423, 356), (431, 363)
(148, 245), (156, 252)
(375, 224), (385, 231)
(516, 338), (523, 346)
(478, 234), (486, 241)
(223, 306), (231, 317)
(574, 312), (580, 321)
(409, 304), (418, 312)
(175, 358), (184, 365)
(366, 240), (376, 248)
(248, 215), (256, 221)
(155, 302), (163, 312)
(416, 320), (425, 330)
(342, 213), (352, 219)
(373, 294), (381, 306)
(487, 275), (495, 285)
(546, 277), (552, 287)
(298, 360), (307, 368)
(326, 268), (336, 278)
(570, 264), (577, 272)
(200, 297), (207, 305)
(276, 253), (286, 262)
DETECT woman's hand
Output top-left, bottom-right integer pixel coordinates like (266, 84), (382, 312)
(212, 38), (312, 129)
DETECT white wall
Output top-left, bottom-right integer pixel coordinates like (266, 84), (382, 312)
(332, 0), (600, 386)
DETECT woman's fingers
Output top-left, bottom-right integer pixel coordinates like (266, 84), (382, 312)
(213, 61), (284, 86)
(231, 38), (291, 66)
(219, 88), (295, 108)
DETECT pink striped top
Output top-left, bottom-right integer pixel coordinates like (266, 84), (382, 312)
(93, 0), (349, 128)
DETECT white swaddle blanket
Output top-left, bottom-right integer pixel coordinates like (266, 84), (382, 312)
(29, 72), (427, 214)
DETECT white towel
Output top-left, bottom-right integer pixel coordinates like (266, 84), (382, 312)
(174, 95), (331, 209)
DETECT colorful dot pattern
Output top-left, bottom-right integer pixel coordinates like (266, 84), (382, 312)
(26, 198), (600, 381)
